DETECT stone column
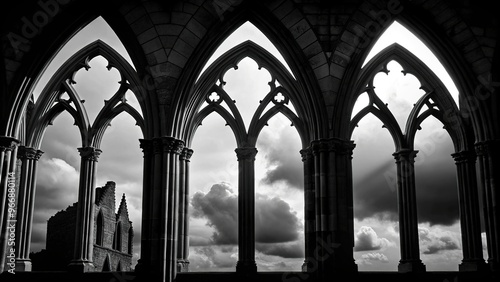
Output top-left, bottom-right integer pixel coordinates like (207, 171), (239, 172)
(136, 139), (153, 274)
(177, 147), (193, 272)
(311, 139), (327, 278)
(301, 148), (315, 272)
(164, 138), (184, 282)
(0, 137), (19, 273)
(136, 137), (184, 282)
(310, 138), (357, 279)
(235, 147), (257, 273)
(68, 147), (101, 272)
(452, 151), (487, 271)
(331, 139), (357, 273)
(393, 149), (425, 273)
(15, 146), (43, 271)
(476, 140), (500, 272)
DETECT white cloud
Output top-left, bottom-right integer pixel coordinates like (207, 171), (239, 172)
(354, 226), (395, 252)
(188, 246), (237, 272)
(356, 252), (389, 265)
(419, 226), (461, 255)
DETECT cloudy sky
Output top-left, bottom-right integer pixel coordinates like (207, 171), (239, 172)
(28, 17), (487, 272)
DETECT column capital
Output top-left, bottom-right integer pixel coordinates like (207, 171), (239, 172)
(152, 137), (185, 154)
(300, 147), (313, 162)
(180, 148), (194, 161)
(78, 147), (102, 161)
(0, 136), (20, 152)
(393, 149), (418, 162)
(235, 147), (257, 161)
(139, 139), (154, 156)
(17, 146), (44, 160)
(162, 138), (184, 155)
(452, 150), (476, 163)
(311, 138), (355, 155)
(475, 139), (500, 156)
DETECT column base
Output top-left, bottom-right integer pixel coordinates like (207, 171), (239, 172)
(177, 260), (189, 272)
(67, 260), (95, 272)
(459, 259), (488, 272)
(236, 260), (257, 273)
(15, 259), (32, 271)
(302, 260), (308, 272)
(398, 260), (426, 273)
(487, 259), (500, 272)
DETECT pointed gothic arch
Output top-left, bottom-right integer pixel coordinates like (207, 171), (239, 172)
(170, 6), (327, 140)
(348, 43), (485, 272)
(349, 43), (468, 152)
(26, 39), (148, 149)
(96, 209), (104, 246)
(114, 221), (123, 252)
(102, 254), (111, 272)
(184, 41), (309, 148)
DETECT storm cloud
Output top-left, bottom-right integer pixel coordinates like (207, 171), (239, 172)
(191, 183), (238, 245)
(257, 118), (303, 190)
(256, 241), (304, 258)
(191, 183), (301, 245)
(353, 137), (459, 226)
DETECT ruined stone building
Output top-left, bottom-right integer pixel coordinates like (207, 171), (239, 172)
(0, 0), (499, 281)
(31, 181), (133, 272)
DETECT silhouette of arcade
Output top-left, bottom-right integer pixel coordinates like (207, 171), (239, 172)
(0, 0), (499, 282)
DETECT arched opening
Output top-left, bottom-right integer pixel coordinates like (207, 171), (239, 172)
(414, 117), (461, 270)
(22, 15), (143, 273)
(362, 20), (458, 104)
(102, 255), (111, 272)
(255, 114), (304, 271)
(97, 111), (143, 266)
(351, 27), (470, 270)
(30, 110), (81, 271)
(114, 221), (123, 252)
(351, 112), (399, 271)
(96, 210), (104, 246)
(198, 21), (294, 80)
(128, 227), (134, 255)
(189, 112), (238, 272)
(32, 17), (134, 101)
(184, 19), (308, 273)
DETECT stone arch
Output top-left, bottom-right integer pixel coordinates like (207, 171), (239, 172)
(347, 43), (469, 152)
(114, 221), (123, 252)
(96, 209), (104, 246)
(102, 254), (111, 271)
(334, 0), (492, 142)
(182, 41), (309, 148)
(3, 2), (146, 139)
(25, 40), (148, 149)
(170, 0), (326, 140)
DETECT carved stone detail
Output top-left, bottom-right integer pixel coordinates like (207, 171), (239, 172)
(78, 147), (102, 161)
(235, 147), (257, 161)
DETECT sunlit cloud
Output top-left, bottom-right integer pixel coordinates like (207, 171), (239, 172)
(419, 226), (461, 255)
(354, 226), (395, 252)
(356, 252), (390, 265)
